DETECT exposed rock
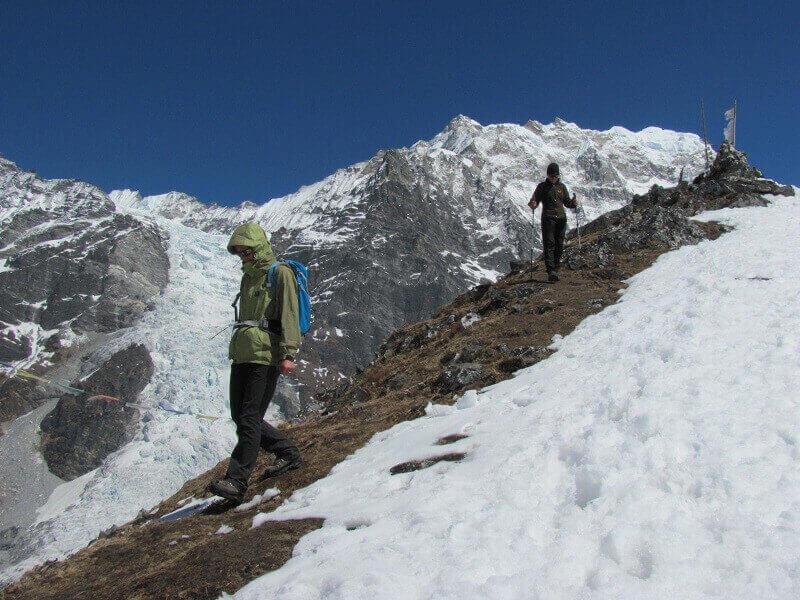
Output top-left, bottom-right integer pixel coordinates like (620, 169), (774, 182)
(440, 344), (486, 366)
(707, 141), (762, 180)
(389, 452), (466, 475)
(271, 380), (305, 420)
(98, 525), (118, 539)
(40, 344), (154, 480)
(496, 345), (548, 361)
(384, 372), (409, 389)
(537, 302), (557, 315)
(0, 158), (170, 422)
(0, 526), (19, 551)
(438, 362), (484, 392)
(497, 357), (533, 373)
(435, 434), (469, 445)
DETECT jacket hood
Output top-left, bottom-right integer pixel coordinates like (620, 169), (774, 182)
(227, 222), (277, 265)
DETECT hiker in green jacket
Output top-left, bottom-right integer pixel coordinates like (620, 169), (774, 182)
(529, 162), (580, 282)
(209, 222), (302, 503)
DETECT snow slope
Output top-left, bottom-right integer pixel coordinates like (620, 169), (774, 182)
(230, 195), (800, 599)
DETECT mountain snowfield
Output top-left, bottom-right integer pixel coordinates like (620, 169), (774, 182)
(225, 195), (800, 599)
(0, 117), (712, 582)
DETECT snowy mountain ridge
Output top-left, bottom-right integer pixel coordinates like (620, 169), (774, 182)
(111, 116), (707, 242)
(0, 116), (711, 584)
(105, 116), (709, 393)
(5, 141), (796, 598)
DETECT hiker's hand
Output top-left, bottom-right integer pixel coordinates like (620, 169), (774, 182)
(279, 359), (296, 376)
(528, 199), (538, 211)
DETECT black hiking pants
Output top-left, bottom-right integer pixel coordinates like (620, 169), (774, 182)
(225, 363), (299, 490)
(541, 216), (567, 273)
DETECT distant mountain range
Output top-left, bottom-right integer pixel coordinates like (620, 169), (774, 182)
(0, 116), (708, 576)
(1, 116), (708, 419)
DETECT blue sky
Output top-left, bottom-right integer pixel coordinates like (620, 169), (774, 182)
(2, 1), (797, 206)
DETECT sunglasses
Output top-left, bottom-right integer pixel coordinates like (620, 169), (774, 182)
(235, 247), (255, 257)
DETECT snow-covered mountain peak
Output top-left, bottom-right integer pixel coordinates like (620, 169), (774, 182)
(0, 156), (114, 225)
(111, 189), (206, 219)
(104, 116), (708, 243)
(428, 114), (484, 153)
(0, 154), (18, 172)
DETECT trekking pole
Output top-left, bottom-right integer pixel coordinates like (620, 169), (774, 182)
(209, 323), (232, 341)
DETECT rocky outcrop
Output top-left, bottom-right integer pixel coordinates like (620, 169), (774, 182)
(39, 344), (154, 480)
(0, 157), (169, 422)
(707, 140), (763, 181)
(560, 142), (794, 272)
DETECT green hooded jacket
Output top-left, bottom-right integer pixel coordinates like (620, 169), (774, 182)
(226, 222), (300, 365)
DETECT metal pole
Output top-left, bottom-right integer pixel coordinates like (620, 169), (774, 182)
(701, 100), (710, 170)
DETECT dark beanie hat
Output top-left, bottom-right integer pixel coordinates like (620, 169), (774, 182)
(547, 162), (560, 177)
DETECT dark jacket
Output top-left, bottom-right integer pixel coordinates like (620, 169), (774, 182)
(529, 179), (577, 220)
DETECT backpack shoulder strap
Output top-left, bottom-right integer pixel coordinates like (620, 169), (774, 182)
(267, 261), (281, 292)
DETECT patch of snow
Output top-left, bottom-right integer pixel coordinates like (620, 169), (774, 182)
(215, 524), (234, 535)
(33, 470), (97, 525)
(460, 259), (501, 284)
(424, 403), (456, 417)
(460, 313), (481, 328)
(235, 488), (280, 513)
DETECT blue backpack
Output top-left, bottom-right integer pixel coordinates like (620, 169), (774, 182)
(268, 260), (312, 335)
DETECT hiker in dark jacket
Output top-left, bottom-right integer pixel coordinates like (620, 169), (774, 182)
(529, 162), (580, 282)
(209, 222), (302, 503)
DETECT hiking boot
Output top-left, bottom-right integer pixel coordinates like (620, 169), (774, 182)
(261, 455), (302, 479)
(548, 272), (559, 282)
(208, 478), (244, 503)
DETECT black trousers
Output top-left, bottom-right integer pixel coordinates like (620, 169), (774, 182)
(541, 217), (567, 273)
(225, 363), (299, 490)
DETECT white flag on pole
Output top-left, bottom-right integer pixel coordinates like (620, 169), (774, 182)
(724, 105), (736, 144)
